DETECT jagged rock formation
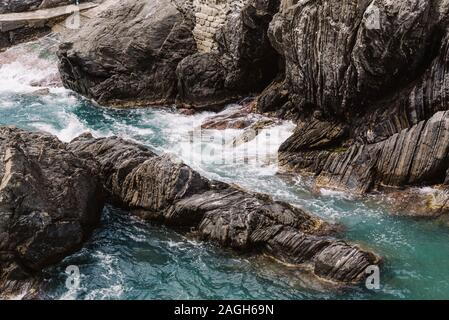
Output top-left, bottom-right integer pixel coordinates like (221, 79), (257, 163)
(54, 0), (449, 198)
(0, 0), (75, 14)
(176, 0), (281, 108)
(263, 0), (449, 198)
(57, 0), (281, 109)
(68, 133), (380, 284)
(0, 126), (380, 296)
(0, 127), (104, 296)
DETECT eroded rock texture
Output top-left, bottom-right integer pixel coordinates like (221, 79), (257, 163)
(0, 0), (75, 14)
(267, 0), (449, 196)
(58, 0), (197, 106)
(0, 127), (104, 295)
(57, 0), (282, 109)
(68, 133), (380, 284)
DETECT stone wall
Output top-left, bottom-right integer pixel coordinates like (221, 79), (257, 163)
(192, 0), (245, 53)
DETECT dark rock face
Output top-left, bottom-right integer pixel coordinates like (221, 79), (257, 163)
(280, 111), (449, 194)
(176, 0), (281, 108)
(268, 0), (445, 118)
(0, 127), (104, 295)
(176, 53), (230, 110)
(58, 0), (197, 106)
(266, 0), (449, 195)
(68, 134), (380, 284)
(51, 0), (449, 200)
(57, 0), (282, 109)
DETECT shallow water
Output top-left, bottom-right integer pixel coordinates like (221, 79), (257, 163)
(1, 37), (449, 300)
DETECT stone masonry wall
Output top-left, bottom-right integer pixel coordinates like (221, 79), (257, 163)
(192, 0), (245, 53)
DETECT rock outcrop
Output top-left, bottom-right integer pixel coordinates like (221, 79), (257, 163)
(0, 126), (381, 295)
(57, 0), (281, 109)
(0, 127), (104, 296)
(54, 0), (449, 201)
(68, 133), (380, 284)
(0, 0), (76, 14)
(259, 0), (449, 199)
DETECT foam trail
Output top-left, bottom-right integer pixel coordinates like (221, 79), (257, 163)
(0, 37), (62, 93)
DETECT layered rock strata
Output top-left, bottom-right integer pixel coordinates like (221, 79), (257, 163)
(67, 133), (380, 284)
(262, 0), (449, 203)
(58, 0), (281, 109)
(0, 127), (381, 296)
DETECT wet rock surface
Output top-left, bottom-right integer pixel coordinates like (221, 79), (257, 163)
(268, 0), (449, 201)
(57, 0), (281, 108)
(0, 127), (104, 297)
(68, 133), (380, 284)
(53, 0), (449, 205)
(58, 0), (197, 106)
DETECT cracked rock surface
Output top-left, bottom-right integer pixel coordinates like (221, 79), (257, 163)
(68, 133), (380, 284)
(0, 127), (104, 296)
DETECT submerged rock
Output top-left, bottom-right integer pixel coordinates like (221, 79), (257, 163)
(68, 133), (380, 284)
(0, 127), (104, 297)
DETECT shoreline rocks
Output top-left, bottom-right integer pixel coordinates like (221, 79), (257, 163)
(57, 0), (282, 109)
(58, 0), (197, 107)
(0, 127), (104, 297)
(0, 126), (381, 296)
(68, 133), (380, 284)
(258, 0), (449, 209)
(38, 0), (449, 216)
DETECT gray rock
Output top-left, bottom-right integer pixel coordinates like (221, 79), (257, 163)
(57, 0), (282, 109)
(0, 127), (104, 296)
(281, 111), (449, 194)
(176, 0), (281, 108)
(58, 0), (197, 106)
(68, 133), (380, 284)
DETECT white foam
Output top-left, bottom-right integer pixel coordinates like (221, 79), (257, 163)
(32, 112), (90, 142)
(0, 42), (60, 93)
(319, 188), (352, 198)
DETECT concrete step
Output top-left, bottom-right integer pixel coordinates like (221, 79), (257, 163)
(0, 3), (98, 32)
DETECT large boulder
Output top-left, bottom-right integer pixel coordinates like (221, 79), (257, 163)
(58, 0), (197, 106)
(68, 134), (380, 284)
(0, 127), (104, 295)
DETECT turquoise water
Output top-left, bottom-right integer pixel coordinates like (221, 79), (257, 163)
(1, 38), (449, 300)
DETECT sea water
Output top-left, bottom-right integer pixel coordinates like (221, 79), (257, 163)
(1, 37), (449, 300)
